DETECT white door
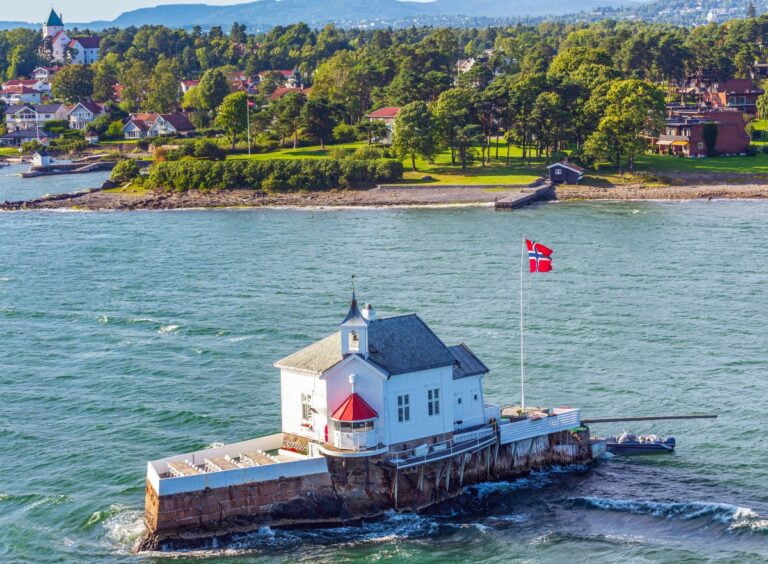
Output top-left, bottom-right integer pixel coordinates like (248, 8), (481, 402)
(454, 392), (469, 430)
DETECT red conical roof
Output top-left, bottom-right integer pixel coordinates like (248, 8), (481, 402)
(330, 393), (378, 421)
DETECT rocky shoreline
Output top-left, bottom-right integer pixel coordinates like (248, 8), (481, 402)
(2, 182), (768, 212)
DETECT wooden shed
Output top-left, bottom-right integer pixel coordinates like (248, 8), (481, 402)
(547, 161), (584, 184)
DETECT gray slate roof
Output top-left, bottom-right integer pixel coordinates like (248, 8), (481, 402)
(275, 313), (460, 377)
(449, 343), (489, 378)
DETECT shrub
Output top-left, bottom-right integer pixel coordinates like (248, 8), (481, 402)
(194, 140), (226, 160)
(43, 120), (70, 133)
(110, 159), (140, 184)
(352, 145), (387, 160)
(146, 157), (403, 192)
(49, 138), (87, 153)
(105, 121), (124, 139)
(21, 140), (44, 154)
(745, 145), (758, 157)
(332, 123), (357, 143)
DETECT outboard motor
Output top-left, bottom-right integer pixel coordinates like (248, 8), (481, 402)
(664, 437), (676, 447)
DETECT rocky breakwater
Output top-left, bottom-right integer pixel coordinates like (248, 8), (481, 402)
(137, 424), (595, 552)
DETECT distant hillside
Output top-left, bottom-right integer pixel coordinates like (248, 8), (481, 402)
(1, 0), (643, 31)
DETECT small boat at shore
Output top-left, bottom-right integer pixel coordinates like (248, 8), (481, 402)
(605, 432), (675, 455)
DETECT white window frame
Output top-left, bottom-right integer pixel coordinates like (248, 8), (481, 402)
(427, 387), (440, 416)
(301, 392), (313, 424)
(397, 394), (410, 422)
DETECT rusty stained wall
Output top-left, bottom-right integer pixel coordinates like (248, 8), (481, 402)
(139, 429), (591, 551)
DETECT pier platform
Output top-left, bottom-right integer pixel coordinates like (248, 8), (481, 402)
(494, 181), (555, 210)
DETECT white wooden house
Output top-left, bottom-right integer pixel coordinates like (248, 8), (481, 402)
(275, 294), (489, 454)
(67, 101), (106, 130)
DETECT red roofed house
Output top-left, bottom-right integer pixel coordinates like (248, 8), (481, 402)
(180, 80), (199, 94)
(123, 112), (196, 139)
(269, 86), (310, 102)
(703, 79), (764, 116)
(0, 86), (42, 105)
(365, 106), (401, 144)
(3, 79), (51, 93)
(650, 108), (750, 158)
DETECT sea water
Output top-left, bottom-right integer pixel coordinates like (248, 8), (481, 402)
(1, 202), (767, 562)
(0, 164), (110, 202)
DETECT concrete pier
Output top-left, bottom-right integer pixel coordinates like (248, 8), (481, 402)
(494, 181), (555, 210)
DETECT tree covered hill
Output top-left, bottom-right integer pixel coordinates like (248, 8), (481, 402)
(2, 0), (643, 31)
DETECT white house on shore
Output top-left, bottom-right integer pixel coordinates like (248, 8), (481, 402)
(274, 293), (489, 454)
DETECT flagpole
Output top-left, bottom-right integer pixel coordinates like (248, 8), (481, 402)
(520, 238), (525, 411)
(246, 96), (252, 158)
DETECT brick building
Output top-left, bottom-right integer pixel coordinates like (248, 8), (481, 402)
(651, 108), (750, 158)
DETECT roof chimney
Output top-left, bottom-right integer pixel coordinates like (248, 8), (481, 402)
(362, 303), (376, 321)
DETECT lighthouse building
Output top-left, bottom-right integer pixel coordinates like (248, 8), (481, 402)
(275, 295), (489, 455)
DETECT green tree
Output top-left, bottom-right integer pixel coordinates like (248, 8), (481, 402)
(106, 121), (124, 139)
(584, 79), (665, 172)
(198, 68), (230, 112)
(119, 59), (152, 112)
(110, 159), (140, 184)
(300, 97), (336, 148)
(356, 120), (388, 145)
(52, 65), (94, 103)
(145, 58), (181, 113)
(392, 101), (438, 171)
(434, 88), (475, 165)
(92, 54), (120, 102)
(274, 91), (307, 148)
(214, 91), (248, 149)
(454, 124), (484, 169)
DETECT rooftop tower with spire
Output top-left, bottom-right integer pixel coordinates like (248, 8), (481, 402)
(43, 9), (65, 40)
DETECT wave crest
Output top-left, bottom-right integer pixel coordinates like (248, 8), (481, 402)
(570, 497), (768, 533)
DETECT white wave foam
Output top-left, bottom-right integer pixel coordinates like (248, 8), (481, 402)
(158, 324), (180, 334)
(571, 496), (768, 532)
(102, 505), (145, 553)
(205, 442), (225, 450)
(97, 315), (110, 324)
(489, 513), (531, 524)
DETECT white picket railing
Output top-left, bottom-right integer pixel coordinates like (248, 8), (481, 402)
(498, 408), (581, 445)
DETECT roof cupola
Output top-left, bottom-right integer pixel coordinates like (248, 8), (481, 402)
(340, 283), (369, 358)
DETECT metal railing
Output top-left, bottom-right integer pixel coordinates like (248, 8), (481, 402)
(387, 425), (497, 469)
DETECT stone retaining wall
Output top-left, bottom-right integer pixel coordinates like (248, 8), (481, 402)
(138, 428), (592, 552)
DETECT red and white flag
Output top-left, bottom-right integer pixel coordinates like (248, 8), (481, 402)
(526, 239), (553, 273)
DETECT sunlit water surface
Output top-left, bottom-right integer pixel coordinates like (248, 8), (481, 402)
(1, 201), (767, 562)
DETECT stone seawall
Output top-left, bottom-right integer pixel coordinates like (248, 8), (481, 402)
(137, 429), (593, 552)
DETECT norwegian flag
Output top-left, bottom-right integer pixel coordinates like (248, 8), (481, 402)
(526, 239), (553, 272)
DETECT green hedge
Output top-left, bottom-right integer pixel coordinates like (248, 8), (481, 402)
(146, 158), (403, 192)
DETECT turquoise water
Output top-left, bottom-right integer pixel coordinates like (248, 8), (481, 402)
(1, 202), (767, 562)
(0, 164), (110, 202)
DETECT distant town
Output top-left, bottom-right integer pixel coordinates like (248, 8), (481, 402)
(2, 8), (768, 204)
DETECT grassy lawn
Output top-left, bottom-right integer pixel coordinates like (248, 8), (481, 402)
(0, 147), (20, 157)
(103, 183), (149, 195)
(227, 140), (545, 185)
(99, 139), (140, 146)
(633, 153), (768, 175)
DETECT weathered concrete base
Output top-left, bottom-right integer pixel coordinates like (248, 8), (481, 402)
(137, 429), (592, 552)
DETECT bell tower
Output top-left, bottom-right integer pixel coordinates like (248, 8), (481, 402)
(43, 9), (65, 40)
(340, 289), (368, 358)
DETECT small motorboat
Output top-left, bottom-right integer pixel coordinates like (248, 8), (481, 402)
(605, 432), (675, 455)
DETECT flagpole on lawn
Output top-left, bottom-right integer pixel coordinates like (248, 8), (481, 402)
(520, 238), (526, 411)
(246, 96), (252, 158)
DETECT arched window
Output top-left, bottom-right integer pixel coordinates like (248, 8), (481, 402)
(349, 330), (359, 351)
